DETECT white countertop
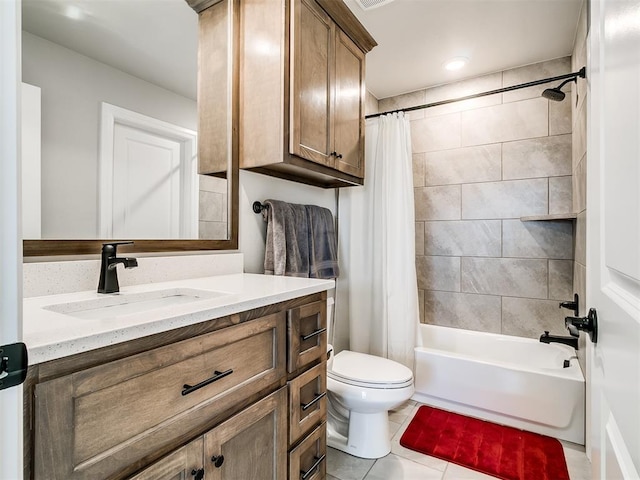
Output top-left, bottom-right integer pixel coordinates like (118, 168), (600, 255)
(23, 273), (334, 365)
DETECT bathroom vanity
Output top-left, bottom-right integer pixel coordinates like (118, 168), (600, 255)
(22, 274), (332, 480)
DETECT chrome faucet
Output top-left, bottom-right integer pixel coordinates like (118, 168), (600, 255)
(539, 331), (579, 350)
(98, 242), (138, 294)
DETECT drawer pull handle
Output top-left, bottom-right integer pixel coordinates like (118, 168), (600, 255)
(301, 391), (326, 411)
(182, 369), (233, 396)
(191, 468), (204, 480)
(211, 455), (225, 468)
(301, 328), (326, 342)
(300, 454), (326, 480)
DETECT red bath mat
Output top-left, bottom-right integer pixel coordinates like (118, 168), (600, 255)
(400, 406), (570, 480)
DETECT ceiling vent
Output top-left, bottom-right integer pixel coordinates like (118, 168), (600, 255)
(354, 0), (395, 11)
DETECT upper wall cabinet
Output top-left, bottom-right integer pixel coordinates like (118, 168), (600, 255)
(189, 0), (375, 187)
(190, 0), (376, 188)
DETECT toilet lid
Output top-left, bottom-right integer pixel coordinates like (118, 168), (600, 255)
(328, 350), (413, 388)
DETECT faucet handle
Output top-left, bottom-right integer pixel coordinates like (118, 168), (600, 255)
(101, 241), (134, 255)
(559, 293), (579, 317)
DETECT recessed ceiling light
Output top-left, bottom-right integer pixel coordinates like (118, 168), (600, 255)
(64, 5), (85, 21)
(444, 57), (468, 71)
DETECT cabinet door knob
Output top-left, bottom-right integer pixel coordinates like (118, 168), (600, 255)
(191, 468), (204, 480)
(211, 455), (225, 468)
(330, 151), (343, 159)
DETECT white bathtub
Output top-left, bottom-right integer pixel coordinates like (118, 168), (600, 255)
(413, 324), (585, 444)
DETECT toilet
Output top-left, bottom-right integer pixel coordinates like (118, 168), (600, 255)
(325, 299), (414, 459)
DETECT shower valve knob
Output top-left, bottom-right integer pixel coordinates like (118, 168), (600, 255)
(564, 308), (598, 343)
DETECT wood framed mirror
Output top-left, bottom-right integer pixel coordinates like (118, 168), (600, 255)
(21, 0), (238, 256)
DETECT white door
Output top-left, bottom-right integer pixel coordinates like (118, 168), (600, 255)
(588, 0), (640, 478)
(99, 103), (198, 239)
(0, 0), (24, 477)
(112, 123), (183, 239)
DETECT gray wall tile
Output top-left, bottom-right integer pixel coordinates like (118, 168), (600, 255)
(549, 260), (574, 301)
(549, 176), (572, 214)
(575, 274), (587, 368)
(411, 113), (461, 153)
(502, 57), (571, 103)
(502, 135), (572, 180)
(199, 221), (227, 240)
(424, 220), (501, 257)
(502, 297), (568, 337)
(379, 89), (425, 114)
(575, 211), (586, 265)
(199, 174), (227, 193)
(365, 90), (379, 116)
(421, 72), (503, 117)
(462, 179), (548, 219)
(415, 185), (461, 221)
(461, 257), (548, 298)
(424, 144), (502, 186)
(572, 100), (587, 170)
(416, 255), (460, 292)
(424, 290), (501, 333)
(461, 98), (548, 146)
(413, 153), (425, 187)
(573, 155), (587, 213)
(415, 222), (425, 256)
(199, 191), (224, 222)
(503, 219), (573, 259)
(574, 262), (586, 316)
(549, 96), (572, 135)
(418, 289), (425, 324)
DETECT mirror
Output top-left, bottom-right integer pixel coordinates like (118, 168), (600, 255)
(21, 0), (238, 256)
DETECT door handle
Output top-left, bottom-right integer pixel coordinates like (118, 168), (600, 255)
(182, 368), (233, 396)
(0, 342), (28, 391)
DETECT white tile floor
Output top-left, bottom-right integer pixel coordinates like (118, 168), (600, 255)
(326, 401), (592, 480)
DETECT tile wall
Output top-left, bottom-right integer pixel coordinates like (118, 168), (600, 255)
(572, 1), (588, 366)
(198, 174), (228, 240)
(379, 57), (575, 337)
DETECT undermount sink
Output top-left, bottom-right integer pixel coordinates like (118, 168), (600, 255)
(43, 288), (229, 321)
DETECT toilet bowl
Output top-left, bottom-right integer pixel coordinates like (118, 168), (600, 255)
(326, 347), (414, 459)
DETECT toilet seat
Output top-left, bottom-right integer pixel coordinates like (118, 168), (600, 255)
(328, 350), (413, 389)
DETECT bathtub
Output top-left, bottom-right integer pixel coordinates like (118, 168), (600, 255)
(413, 324), (585, 444)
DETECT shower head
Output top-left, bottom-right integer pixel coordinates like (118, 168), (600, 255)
(541, 78), (574, 102)
(541, 74), (581, 102)
(542, 87), (567, 102)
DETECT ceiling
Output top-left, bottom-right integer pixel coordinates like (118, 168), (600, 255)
(21, 0), (583, 101)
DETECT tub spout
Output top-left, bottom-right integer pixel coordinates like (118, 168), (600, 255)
(539, 331), (579, 350)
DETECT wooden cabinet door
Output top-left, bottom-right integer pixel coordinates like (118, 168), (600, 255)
(33, 314), (285, 480)
(204, 387), (288, 480)
(333, 29), (365, 178)
(290, 0), (334, 168)
(129, 438), (204, 480)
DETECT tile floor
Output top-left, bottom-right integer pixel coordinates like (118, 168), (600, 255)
(326, 401), (592, 480)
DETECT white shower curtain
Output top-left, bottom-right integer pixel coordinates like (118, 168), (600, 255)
(336, 112), (420, 369)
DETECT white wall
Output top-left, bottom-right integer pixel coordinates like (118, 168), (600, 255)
(21, 82), (41, 239)
(22, 32), (197, 238)
(239, 170), (337, 273)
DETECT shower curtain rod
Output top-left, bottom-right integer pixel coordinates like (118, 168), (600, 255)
(365, 67), (586, 119)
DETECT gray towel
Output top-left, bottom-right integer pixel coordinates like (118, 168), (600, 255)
(262, 200), (339, 279)
(263, 199), (310, 277)
(305, 205), (340, 279)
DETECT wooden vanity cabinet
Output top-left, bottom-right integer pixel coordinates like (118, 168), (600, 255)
(286, 299), (328, 479)
(238, 0), (375, 188)
(24, 291), (328, 480)
(131, 387), (288, 480)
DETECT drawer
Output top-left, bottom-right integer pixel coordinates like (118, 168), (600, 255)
(289, 422), (327, 480)
(34, 313), (286, 480)
(287, 300), (326, 373)
(288, 362), (327, 445)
